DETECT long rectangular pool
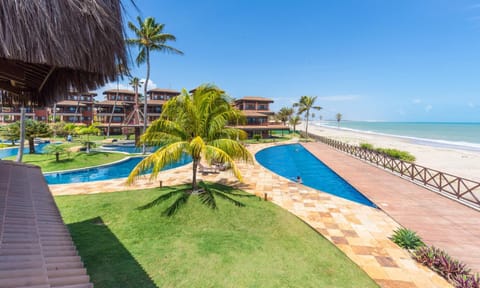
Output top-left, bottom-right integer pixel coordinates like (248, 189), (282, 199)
(255, 144), (376, 207)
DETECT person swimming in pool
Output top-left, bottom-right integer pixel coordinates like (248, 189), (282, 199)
(296, 176), (302, 184)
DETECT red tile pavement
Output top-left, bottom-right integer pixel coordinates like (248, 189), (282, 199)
(303, 141), (480, 273)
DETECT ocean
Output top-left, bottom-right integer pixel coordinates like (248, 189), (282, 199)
(316, 121), (480, 151)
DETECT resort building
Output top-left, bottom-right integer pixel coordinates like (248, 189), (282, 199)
(95, 89), (137, 135)
(145, 88), (180, 123)
(233, 96), (289, 138)
(52, 91), (96, 125)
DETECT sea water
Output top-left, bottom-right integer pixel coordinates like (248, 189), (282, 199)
(316, 121), (480, 151)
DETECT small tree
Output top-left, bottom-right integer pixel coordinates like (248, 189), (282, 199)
(24, 120), (52, 153)
(1, 123), (19, 145)
(336, 113), (342, 128)
(75, 123), (100, 153)
(293, 96), (322, 138)
(289, 115), (301, 135)
(43, 144), (68, 162)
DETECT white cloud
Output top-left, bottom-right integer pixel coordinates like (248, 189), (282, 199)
(412, 98), (422, 104)
(141, 78), (157, 91)
(317, 95), (360, 102)
(425, 104), (433, 112)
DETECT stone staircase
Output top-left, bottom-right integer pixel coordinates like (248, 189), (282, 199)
(0, 161), (93, 288)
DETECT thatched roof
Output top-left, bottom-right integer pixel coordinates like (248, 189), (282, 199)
(0, 0), (127, 106)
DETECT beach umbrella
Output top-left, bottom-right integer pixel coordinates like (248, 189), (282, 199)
(0, 0), (128, 106)
(0, 0), (128, 161)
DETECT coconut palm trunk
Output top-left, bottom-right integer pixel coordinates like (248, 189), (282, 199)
(142, 48), (150, 154)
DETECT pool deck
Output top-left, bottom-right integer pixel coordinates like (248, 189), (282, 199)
(49, 141), (455, 288)
(302, 141), (480, 274)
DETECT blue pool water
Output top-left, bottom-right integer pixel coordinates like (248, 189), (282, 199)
(0, 143), (49, 159)
(255, 144), (375, 207)
(100, 144), (158, 154)
(44, 155), (191, 184)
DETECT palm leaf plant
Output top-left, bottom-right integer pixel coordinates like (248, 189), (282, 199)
(127, 84), (254, 215)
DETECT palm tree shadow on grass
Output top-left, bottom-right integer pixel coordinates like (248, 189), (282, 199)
(136, 182), (258, 216)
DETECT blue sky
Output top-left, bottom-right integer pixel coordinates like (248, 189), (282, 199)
(99, 0), (480, 122)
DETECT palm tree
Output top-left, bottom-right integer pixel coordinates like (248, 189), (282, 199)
(124, 77), (144, 141)
(126, 16), (183, 154)
(336, 113), (342, 128)
(107, 63), (129, 137)
(293, 96), (322, 138)
(127, 84), (253, 216)
(289, 115), (301, 135)
(276, 107), (293, 136)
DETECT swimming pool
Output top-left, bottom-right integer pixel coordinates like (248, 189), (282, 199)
(0, 143), (50, 159)
(99, 144), (158, 154)
(44, 155), (191, 184)
(255, 144), (375, 207)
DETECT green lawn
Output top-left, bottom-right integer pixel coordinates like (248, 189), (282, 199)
(5, 151), (128, 172)
(55, 185), (378, 288)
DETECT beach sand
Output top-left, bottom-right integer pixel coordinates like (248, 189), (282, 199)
(304, 123), (480, 182)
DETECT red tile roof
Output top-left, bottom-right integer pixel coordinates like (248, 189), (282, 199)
(0, 161), (93, 287)
(236, 96), (274, 102)
(103, 89), (135, 95)
(147, 88), (180, 94)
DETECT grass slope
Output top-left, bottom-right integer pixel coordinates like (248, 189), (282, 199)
(55, 185), (377, 288)
(6, 151), (128, 172)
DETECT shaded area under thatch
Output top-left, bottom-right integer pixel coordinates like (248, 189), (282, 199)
(0, 0), (128, 105)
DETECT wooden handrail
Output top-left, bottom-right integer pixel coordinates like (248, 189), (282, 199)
(307, 133), (480, 210)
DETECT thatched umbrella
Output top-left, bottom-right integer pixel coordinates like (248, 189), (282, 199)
(0, 0), (128, 106)
(0, 0), (128, 162)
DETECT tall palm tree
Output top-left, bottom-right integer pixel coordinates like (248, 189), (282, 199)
(126, 16), (183, 154)
(107, 63), (129, 137)
(124, 77), (144, 140)
(289, 115), (301, 135)
(276, 107), (293, 136)
(127, 84), (253, 216)
(336, 113), (342, 128)
(293, 96), (322, 138)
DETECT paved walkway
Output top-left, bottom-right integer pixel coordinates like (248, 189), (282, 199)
(49, 142), (452, 288)
(303, 142), (480, 273)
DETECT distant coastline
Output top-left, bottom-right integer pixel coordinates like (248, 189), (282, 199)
(315, 121), (480, 152)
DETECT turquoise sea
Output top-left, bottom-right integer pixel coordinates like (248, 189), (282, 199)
(317, 121), (480, 151)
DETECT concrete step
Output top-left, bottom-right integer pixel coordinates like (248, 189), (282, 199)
(48, 275), (90, 287)
(0, 247), (41, 256)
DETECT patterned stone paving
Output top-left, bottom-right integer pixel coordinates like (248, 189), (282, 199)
(49, 141), (451, 288)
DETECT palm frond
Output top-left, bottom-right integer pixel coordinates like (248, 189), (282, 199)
(136, 189), (185, 210)
(197, 183), (217, 210)
(211, 189), (246, 207)
(162, 192), (191, 216)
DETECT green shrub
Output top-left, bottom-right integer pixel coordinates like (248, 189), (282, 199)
(359, 142), (374, 150)
(376, 148), (416, 162)
(391, 227), (425, 250)
(253, 134), (262, 141)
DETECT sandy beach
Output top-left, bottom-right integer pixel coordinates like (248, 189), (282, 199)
(304, 123), (480, 182)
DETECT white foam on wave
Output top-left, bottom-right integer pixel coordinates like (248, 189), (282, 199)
(314, 122), (480, 152)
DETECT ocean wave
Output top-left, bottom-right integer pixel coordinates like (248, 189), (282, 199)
(313, 122), (480, 152)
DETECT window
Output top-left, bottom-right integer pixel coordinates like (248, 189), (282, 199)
(112, 116), (122, 122)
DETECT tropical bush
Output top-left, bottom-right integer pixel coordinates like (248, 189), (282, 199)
(390, 228), (425, 250)
(453, 274), (480, 288)
(414, 246), (472, 285)
(253, 134), (262, 141)
(376, 148), (416, 162)
(360, 142), (374, 150)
